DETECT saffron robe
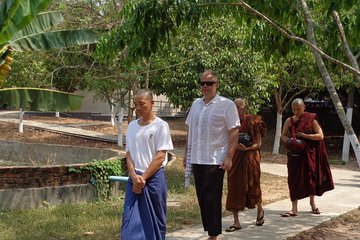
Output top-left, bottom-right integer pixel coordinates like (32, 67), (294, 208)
(226, 114), (266, 211)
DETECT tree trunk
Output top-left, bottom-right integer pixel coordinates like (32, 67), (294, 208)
(19, 108), (24, 133)
(110, 104), (116, 126)
(272, 89), (283, 155)
(127, 90), (133, 123)
(332, 11), (359, 163)
(300, 0), (360, 166)
(272, 112), (283, 154)
(144, 59), (150, 90)
(117, 107), (124, 147)
(342, 90), (354, 163)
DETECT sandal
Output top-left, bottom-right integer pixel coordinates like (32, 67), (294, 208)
(280, 211), (298, 217)
(310, 208), (321, 214)
(256, 210), (265, 226)
(225, 225), (241, 232)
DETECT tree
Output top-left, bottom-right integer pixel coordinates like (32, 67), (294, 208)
(298, 0), (360, 164)
(0, 0), (98, 84)
(332, 10), (360, 162)
(0, 0), (99, 132)
(149, 16), (274, 110)
(268, 50), (324, 154)
(97, 0), (360, 166)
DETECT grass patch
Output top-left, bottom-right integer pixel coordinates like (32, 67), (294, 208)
(0, 200), (123, 240)
(0, 159), (288, 239)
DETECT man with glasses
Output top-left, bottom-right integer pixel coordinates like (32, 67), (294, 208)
(183, 69), (240, 240)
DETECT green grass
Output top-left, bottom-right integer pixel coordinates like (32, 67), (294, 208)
(0, 200), (122, 240)
(0, 159), (288, 240)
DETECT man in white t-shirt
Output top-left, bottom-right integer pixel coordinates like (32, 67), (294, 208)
(121, 89), (173, 240)
(183, 70), (240, 240)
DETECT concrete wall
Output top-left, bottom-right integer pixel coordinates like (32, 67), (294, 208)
(74, 91), (183, 117)
(0, 141), (127, 210)
(0, 184), (95, 210)
(0, 140), (120, 166)
(0, 164), (90, 189)
(0, 163), (93, 209)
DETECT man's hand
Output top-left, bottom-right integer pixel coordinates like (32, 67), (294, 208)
(131, 174), (146, 194)
(220, 156), (232, 171)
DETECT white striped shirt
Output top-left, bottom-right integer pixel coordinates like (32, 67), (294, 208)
(186, 95), (240, 165)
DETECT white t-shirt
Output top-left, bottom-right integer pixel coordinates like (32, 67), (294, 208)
(186, 95), (240, 165)
(126, 117), (174, 172)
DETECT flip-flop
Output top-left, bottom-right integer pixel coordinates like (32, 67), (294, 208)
(256, 210), (265, 226)
(310, 208), (321, 214)
(280, 212), (298, 217)
(225, 225), (242, 232)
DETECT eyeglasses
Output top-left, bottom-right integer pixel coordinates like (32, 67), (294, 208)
(199, 81), (216, 86)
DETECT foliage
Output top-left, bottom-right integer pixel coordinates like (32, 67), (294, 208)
(98, 0), (360, 77)
(0, 0), (99, 87)
(51, 0), (147, 112)
(97, 0), (360, 110)
(0, 87), (83, 111)
(149, 16), (275, 111)
(69, 158), (124, 201)
(4, 51), (51, 88)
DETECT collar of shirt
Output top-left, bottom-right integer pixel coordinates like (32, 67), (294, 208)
(201, 94), (219, 105)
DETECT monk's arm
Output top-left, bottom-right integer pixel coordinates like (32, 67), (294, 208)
(296, 119), (324, 141)
(281, 118), (291, 142)
(245, 131), (262, 151)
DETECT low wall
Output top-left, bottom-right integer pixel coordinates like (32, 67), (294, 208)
(0, 141), (126, 210)
(0, 184), (95, 210)
(0, 140), (120, 165)
(0, 164), (93, 209)
(0, 164), (90, 189)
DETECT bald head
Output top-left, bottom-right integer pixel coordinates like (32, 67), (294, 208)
(291, 98), (304, 108)
(234, 98), (247, 116)
(234, 98), (247, 107)
(291, 98), (306, 117)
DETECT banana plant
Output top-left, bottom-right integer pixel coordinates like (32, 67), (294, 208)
(0, 0), (98, 84)
(0, 0), (99, 132)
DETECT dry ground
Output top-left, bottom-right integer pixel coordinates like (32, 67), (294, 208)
(0, 114), (359, 239)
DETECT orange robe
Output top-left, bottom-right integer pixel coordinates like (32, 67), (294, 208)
(226, 114), (266, 211)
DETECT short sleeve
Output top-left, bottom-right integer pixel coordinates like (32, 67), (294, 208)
(225, 101), (240, 130)
(155, 121), (174, 151)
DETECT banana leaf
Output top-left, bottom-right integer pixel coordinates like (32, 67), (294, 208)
(0, 87), (83, 111)
(10, 29), (99, 51)
(0, 0), (53, 45)
(11, 11), (64, 40)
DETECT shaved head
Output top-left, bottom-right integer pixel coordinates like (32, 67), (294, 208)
(234, 98), (247, 107)
(291, 98), (304, 108)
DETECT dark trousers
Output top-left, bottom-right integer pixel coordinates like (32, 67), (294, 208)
(193, 164), (225, 236)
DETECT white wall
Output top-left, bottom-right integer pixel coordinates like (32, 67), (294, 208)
(74, 91), (183, 117)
